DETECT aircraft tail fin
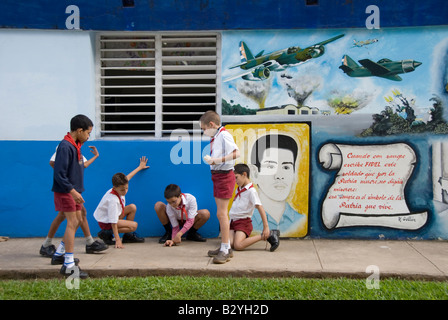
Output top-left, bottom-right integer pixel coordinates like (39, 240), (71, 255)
(339, 54), (358, 74)
(239, 41), (254, 63)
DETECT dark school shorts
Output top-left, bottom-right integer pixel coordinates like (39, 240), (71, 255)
(54, 192), (83, 212)
(211, 170), (235, 199)
(230, 217), (253, 238)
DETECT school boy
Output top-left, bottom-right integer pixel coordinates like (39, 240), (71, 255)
(200, 110), (240, 264)
(94, 157), (149, 249)
(154, 184), (210, 246)
(51, 114), (93, 278)
(227, 163), (280, 252)
(40, 146), (107, 257)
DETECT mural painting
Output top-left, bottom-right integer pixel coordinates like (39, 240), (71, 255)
(222, 26), (448, 239)
(225, 123), (310, 237)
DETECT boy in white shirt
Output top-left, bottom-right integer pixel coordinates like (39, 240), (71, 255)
(94, 156), (149, 248)
(154, 184), (210, 246)
(228, 163), (279, 252)
(200, 110), (240, 264)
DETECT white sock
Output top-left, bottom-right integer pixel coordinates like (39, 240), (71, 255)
(85, 235), (94, 245)
(64, 252), (75, 268)
(220, 242), (229, 254)
(54, 241), (65, 256)
(42, 237), (53, 248)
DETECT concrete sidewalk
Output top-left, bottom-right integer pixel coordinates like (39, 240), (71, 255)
(1, 237), (448, 280)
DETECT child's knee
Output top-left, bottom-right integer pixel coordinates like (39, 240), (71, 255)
(129, 204), (137, 213)
(131, 221), (138, 232)
(154, 201), (165, 212)
(199, 209), (210, 220)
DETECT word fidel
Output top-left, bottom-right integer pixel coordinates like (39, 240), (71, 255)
(169, 126), (280, 165)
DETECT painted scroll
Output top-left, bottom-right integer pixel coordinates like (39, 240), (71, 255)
(319, 143), (428, 230)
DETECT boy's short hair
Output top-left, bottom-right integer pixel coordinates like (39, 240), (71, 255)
(71, 114), (94, 131)
(112, 173), (128, 187)
(251, 134), (298, 171)
(199, 110), (221, 125)
(234, 163), (250, 178)
(164, 184), (181, 199)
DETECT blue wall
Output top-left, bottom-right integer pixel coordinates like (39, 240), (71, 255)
(0, 140), (219, 238)
(0, 0), (447, 31)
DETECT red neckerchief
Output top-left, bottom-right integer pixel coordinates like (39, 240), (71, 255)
(64, 132), (82, 162)
(210, 126), (226, 156)
(234, 183), (254, 200)
(176, 193), (188, 225)
(110, 189), (124, 213)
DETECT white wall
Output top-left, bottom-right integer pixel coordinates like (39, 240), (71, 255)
(0, 29), (96, 140)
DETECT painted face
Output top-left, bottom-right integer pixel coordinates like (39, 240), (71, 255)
(166, 196), (182, 208)
(114, 183), (129, 197)
(254, 148), (296, 201)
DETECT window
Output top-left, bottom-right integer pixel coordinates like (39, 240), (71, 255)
(96, 32), (220, 138)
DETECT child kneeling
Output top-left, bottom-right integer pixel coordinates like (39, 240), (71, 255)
(228, 164), (279, 252)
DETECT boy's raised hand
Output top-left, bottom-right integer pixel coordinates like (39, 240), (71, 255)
(138, 156), (150, 170)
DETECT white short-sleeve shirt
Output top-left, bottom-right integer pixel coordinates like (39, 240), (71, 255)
(165, 193), (198, 228)
(229, 183), (262, 220)
(210, 127), (238, 171)
(93, 188), (126, 224)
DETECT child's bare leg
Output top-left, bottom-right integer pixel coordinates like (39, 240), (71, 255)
(215, 198), (230, 245)
(121, 204), (137, 221)
(154, 202), (169, 225)
(117, 220), (138, 234)
(233, 231), (261, 251)
(79, 205), (91, 237)
(62, 210), (82, 266)
(47, 212), (66, 238)
(193, 209), (210, 230)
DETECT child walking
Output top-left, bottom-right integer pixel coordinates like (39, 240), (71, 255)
(94, 157), (149, 249)
(51, 114), (93, 278)
(200, 110), (240, 264)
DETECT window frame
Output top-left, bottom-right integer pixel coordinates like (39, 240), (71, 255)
(95, 31), (222, 140)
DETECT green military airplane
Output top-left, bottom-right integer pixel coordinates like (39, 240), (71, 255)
(339, 55), (422, 81)
(224, 34), (344, 82)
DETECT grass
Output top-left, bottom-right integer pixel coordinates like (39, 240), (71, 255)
(1, 276), (447, 300)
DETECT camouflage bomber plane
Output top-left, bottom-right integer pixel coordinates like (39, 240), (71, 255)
(224, 34), (345, 82)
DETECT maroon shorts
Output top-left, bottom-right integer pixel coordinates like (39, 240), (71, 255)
(211, 170), (235, 199)
(98, 222), (112, 230)
(54, 192), (83, 212)
(230, 217), (253, 238)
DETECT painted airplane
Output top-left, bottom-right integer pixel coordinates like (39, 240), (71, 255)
(224, 34), (345, 82)
(339, 55), (422, 81)
(352, 38), (378, 48)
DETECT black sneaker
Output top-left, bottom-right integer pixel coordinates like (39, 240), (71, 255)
(158, 231), (171, 244)
(267, 229), (280, 252)
(86, 240), (109, 253)
(60, 259), (88, 279)
(122, 232), (145, 243)
(39, 244), (56, 257)
(52, 255), (79, 265)
(98, 229), (115, 245)
(51, 254), (65, 265)
(186, 230), (206, 242)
